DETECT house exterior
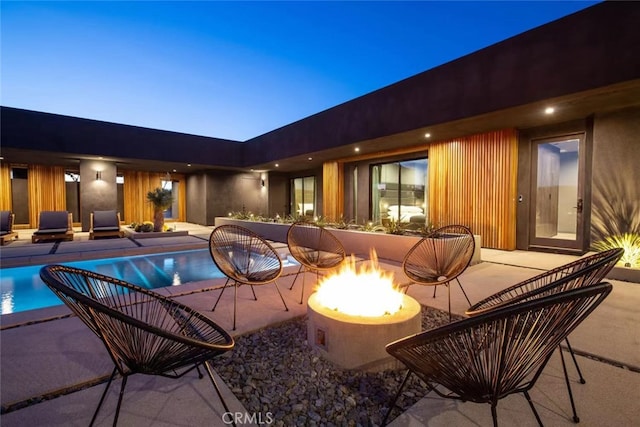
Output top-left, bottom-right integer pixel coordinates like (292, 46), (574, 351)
(1, 1), (639, 254)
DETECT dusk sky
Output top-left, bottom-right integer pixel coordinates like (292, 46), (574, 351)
(1, 1), (599, 141)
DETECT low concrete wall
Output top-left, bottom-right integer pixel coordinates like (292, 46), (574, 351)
(214, 218), (482, 265)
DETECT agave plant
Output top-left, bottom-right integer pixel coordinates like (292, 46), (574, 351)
(593, 233), (640, 268)
(147, 187), (173, 232)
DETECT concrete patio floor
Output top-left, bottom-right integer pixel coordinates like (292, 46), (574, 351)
(1, 223), (638, 426)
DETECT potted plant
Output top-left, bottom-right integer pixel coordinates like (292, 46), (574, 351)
(147, 187), (173, 232)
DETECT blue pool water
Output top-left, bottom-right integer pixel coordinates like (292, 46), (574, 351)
(0, 249), (226, 315)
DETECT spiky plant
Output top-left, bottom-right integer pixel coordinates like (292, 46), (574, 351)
(593, 233), (640, 268)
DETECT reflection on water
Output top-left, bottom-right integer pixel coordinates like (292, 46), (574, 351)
(0, 249), (224, 315)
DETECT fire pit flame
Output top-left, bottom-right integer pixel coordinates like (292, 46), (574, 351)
(314, 249), (403, 317)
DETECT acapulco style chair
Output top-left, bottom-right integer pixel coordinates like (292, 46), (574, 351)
(39, 264), (235, 427)
(403, 224), (475, 320)
(209, 224), (289, 330)
(286, 221), (346, 304)
(383, 281), (613, 427)
(466, 247), (624, 423)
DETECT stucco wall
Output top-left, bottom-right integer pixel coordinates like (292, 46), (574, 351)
(79, 160), (118, 231)
(186, 174), (208, 225)
(591, 107), (640, 243)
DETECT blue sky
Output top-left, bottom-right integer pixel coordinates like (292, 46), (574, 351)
(1, 1), (599, 141)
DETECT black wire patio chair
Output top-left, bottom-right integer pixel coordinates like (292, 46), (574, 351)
(39, 264), (235, 427)
(286, 221), (346, 304)
(209, 224), (289, 330)
(402, 224), (475, 320)
(382, 281), (613, 427)
(465, 247), (623, 422)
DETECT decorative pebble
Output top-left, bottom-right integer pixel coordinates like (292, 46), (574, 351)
(216, 306), (459, 425)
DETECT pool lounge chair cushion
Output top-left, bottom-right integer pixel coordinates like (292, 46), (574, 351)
(32, 211), (73, 243)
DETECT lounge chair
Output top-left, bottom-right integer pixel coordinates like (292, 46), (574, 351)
(90, 210), (123, 239)
(31, 211), (74, 243)
(0, 211), (18, 245)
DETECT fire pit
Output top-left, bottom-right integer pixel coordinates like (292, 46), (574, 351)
(307, 251), (421, 372)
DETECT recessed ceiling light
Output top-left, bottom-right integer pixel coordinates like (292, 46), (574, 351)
(424, 133), (431, 138)
(172, 169), (177, 172)
(544, 107), (555, 114)
(187, 164), (192, 167)
(354, 147), (360, 152)
(275, 163), (279, 167)
(308, 157), (313, 161)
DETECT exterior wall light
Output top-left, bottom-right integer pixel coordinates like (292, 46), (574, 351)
(96, 171), (102, 181)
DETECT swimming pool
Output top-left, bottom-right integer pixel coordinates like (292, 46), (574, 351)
(0, 249), (227, 315)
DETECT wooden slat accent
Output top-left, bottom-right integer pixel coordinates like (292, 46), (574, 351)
(0, 164), (11, 210)
(27, 164), (67, 227)
(176, 175), (187, 222)
(122, 172), (186, 223)
(322, 161), (344, 221)
(428, 129), (518, 249)
(122, 171), (165, 223)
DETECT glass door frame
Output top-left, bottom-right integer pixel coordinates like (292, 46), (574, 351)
(528, 132), (587, 252)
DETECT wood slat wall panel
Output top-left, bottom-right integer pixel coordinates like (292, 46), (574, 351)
(0, 164), (11, 210)
(322, 161), (344, 221)
(123, 171), (166, 223)
(428, 129), (518, 249)
(27, 165), (67, 227)
(176, 176), (187, 222)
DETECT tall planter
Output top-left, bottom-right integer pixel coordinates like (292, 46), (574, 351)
(147, 188), (173, 232)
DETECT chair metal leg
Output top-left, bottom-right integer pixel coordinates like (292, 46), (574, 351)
(447, 284), (452, 321)
(491, 403), (499, 427)
(212, 278), (231, 311)
(112, 375), (128, 427)
(299, 269), (307, 304)
(90, 367), (118, 427)
(289, 265), (304, 290)
(565, 338), (586, 384)
(273, 281), (289, 312)
(559, 346), (580, 423)
(204, 361), (236, 427)
(249, 285), (257, 301)
(523, 391), (544, 427)
(456, 278), (471, 305)
(433, 285), (438, 298)
(382, 370), (412, 426)
(232, 282), (238, 331)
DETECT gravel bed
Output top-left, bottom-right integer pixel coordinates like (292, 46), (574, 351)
(217, 306), (461, 426)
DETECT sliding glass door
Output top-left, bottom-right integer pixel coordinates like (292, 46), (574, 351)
(371, 158), (428, 226)
(291, 176), (316, 218)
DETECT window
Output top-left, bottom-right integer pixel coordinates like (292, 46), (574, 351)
(371, 158), (428, 225)
(291, 176), (316, 218)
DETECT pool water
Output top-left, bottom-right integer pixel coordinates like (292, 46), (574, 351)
(0, 249), (226, 315)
